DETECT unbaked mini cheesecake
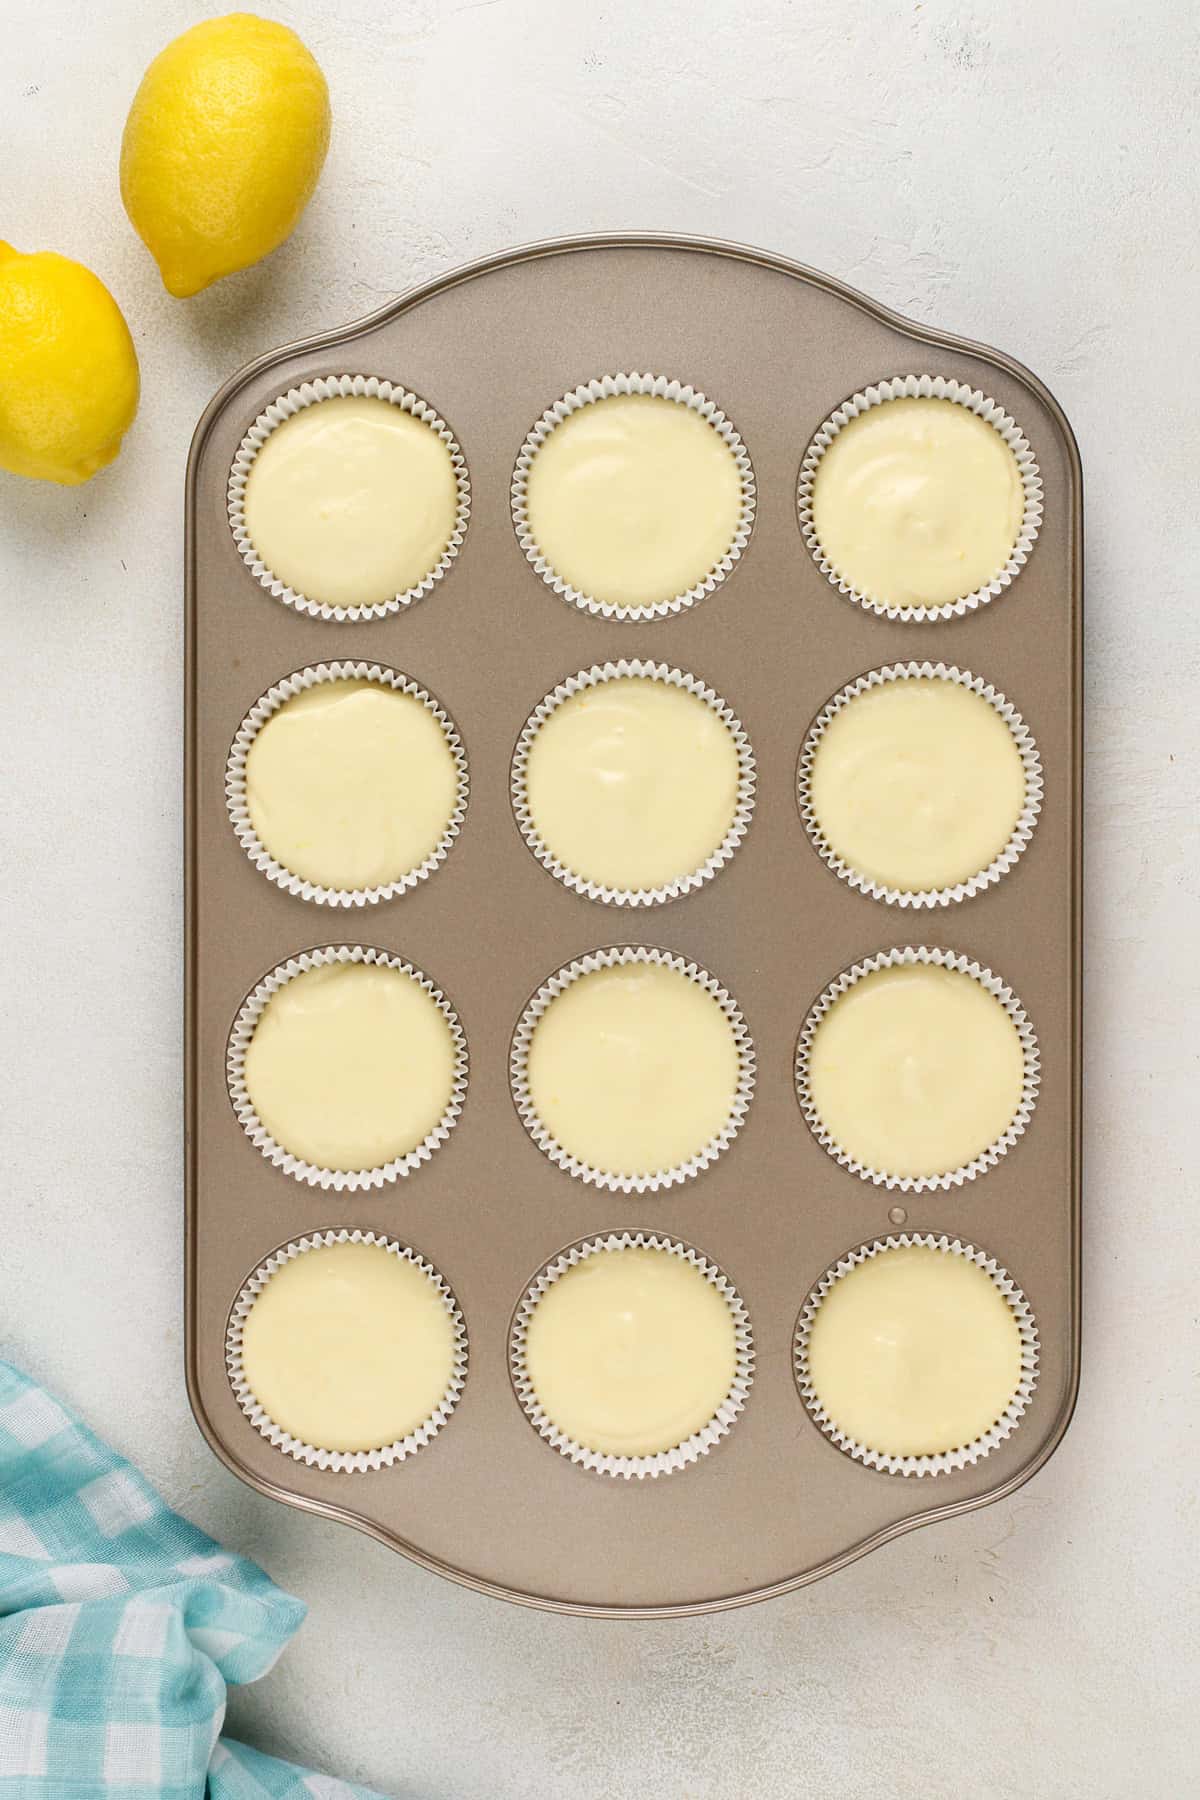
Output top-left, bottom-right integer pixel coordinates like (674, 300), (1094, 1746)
(521, 390), (746, 611)
(519, 671), (745, 897)
(238, 1238), (460, 1456)
(810, 395), (1024, 612)
(241, 958), (459, 1175)
(801, 958), (1027, 1182)
(803, 1241), (1026, 1461)
(519, 954), (748, 1184)
(242, 394), (460, 609)
(805, 672), (1030, 897)
(243, 676), (461, 894)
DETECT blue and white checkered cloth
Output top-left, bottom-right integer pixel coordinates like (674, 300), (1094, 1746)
(0, 1362), (389, 1799)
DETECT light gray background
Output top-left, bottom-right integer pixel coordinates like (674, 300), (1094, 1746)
(2, 2), (1197, 1795)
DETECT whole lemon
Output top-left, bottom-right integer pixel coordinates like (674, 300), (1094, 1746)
(120, 14), (331, 298)
(0, 245), (140, 485)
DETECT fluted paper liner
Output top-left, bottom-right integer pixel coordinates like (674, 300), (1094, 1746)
(797, 661), (1043, 908)
(228, 374), (471, 623)
(227, 945), (468, 1191)
(510, 1231), (754, 1480)
(794, 946), (1040, 1191)
(511, 659), (756, 907)
(511, 372), (756, 621)
(511, 945), (755, 1193)
(226, 661), (469, 908)
(797, 374), (1043, 622)
(226, 1228), (468, 1472)
(793, 1231), (1039, 1477)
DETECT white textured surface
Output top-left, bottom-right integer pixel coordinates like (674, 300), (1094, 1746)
(2, 1), (1198, 1794)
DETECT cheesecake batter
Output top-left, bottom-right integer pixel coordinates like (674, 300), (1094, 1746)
(524, 393), (743, 609)
(245, 678), (459, 891)
(240, 1240), (456, 1453)
(526, 961), (741, 1178)
(809, 676), (1026, 892)
(806, 1243), (1023, 1457)
(524, 676), (741, 891)
(811, 396), (1024, 610)
(806, 961), (1025, 1179)
(243, 396), (459, 608)
(243, 960), (456, 1172)
(524, 1245), (738, 1457)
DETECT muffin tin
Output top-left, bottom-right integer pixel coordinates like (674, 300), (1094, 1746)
(185, 233), (1082, 1616)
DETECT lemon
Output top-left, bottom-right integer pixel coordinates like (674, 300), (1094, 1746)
(0, 245), (139, 486)
(120, 14), (331, 298)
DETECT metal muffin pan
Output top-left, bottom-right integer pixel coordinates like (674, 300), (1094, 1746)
(185, 233), (1082, 1617)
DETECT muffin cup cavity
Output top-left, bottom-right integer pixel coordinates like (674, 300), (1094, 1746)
(793, 1231), (1039, 1477)
(510, 945), (756, 1194)
(794, 945), (1040, 1192)
(797, 373), (1043, 623)
(227, 944), (468, 1191)
(226, 661), (469, 908)
(511, 659), (756, 907)
(510, 1231), (754, 1480)
(228, 374), (470, 623)
(510, 371), (756, 621)
(797, 661), (1043, 908)
(226, 1228), (468, 1472)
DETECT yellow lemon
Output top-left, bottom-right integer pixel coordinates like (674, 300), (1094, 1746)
(0, 245), (139, 486)
(120, 14), (331, 298)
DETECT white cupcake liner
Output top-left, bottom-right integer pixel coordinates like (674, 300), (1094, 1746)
(510, 372), (756, 622)
(510, 946), (755, 1193)
(797, 661), (1043, 908)
(509, 1231), (754, 1480)
(225, 661), (469, 908)
(226, 1228), (468, 1472)
(227, 945), (468, 1191)
(227, 374), (471, 623)
(511, 660), (756, 907)
(794, 946), (1040, 1192)
(793, 1231), (1039, 1477)
(797, 374), (1043, 623)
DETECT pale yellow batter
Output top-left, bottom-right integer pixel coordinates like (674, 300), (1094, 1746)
(811, 397), (1024, 610)
(524, 1246), (738, 1457)
(524, 394), (744, 609)
(809, 677), (1026, 892)
(526, 962), (741, 1178)
(243, 396), (459, 608)
(240, 1240), (456, 1453)
(245, 679), (459, 891)
(806, 962), (1024, 1179)
(524, 677), (741, 891)
(243, 961), (457, 1172)
(806, 1244), (1023, 1457)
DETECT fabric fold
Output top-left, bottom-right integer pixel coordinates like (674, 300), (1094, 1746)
(0, 1362), (387, 1799)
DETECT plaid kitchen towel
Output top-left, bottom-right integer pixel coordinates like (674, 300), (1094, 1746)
(0, 1361), (388, 1799)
